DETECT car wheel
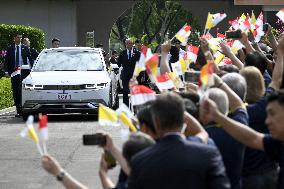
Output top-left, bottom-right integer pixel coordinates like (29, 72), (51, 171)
(22, 113), (38, 122)
(22, 113), (29, 121)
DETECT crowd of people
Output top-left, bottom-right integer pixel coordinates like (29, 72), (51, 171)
(3, 8), (284, 189)
(39, 20), (284, 189)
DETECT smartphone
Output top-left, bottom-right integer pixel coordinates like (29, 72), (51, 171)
(225, 30), (242, 39)
(184, 71), (200, 84)
(104, 150), (117, 169)
(263, 23), (269, 33)
(82, 133), (106, 146)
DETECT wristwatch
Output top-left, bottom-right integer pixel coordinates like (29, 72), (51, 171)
(56, 171), (65, 181)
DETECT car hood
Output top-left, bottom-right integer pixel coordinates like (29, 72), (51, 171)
(23, 71), (111, 85)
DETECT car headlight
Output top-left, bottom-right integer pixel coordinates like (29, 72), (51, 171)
(24, 84), (43, 90)
(85, 83), (108, 89)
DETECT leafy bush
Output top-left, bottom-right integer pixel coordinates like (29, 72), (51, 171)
(0, 24), (45, 51)
(0, 24), (45, 74)
(0, 77), (13, 110)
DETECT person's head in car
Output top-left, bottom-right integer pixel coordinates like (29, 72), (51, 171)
(51, 38), (60, 48)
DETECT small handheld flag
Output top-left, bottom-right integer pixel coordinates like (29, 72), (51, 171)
(98, 104), (119, 126)
(20, 115), (43, 156)
(174, 24), (192, 43)
(130, 85), (156, 106)
(119, 112), (137, 132)
(39, 114), (48, 154)
(276, 8), (284, 23)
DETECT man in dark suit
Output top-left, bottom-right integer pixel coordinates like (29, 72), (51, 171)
(23, 37), (39, 61)
(118, 38), (140, 106)
(128, 93), (230, 189)
(4, 33), (34, 117)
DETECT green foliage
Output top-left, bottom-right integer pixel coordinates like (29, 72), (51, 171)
(0, 24), (45, 74)
(0, 24), (45, 51)
(110, 0), (201, 52)
(0, 77), (13, 110)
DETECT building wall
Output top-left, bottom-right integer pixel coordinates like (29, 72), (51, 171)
(0, 0), (77, 48)
(76, 0), (136, 49)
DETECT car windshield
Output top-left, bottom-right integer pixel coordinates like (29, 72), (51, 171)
(33, 50), (104, 71)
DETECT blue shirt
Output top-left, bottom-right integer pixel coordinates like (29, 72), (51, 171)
(243, 87), (277, 176)
(187, 136), (216, 146)
(206, 108), (248, 189)
(263, 135), (284, 189)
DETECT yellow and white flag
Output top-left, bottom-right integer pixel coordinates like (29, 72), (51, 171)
(175, 24), (191, 43)
(98, 104), (118, 126)
(119, 112), (137, 132)
(205, 12), (227, 30)
(20, 115), (43, 156)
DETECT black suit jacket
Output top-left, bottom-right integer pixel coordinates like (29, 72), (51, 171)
(4, 44), (34, 75)
(128, 134), (230, 189)
(30, 48), (39, 61)
(118, 48), (140, 78)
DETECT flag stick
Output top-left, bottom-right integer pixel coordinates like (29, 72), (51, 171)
(181, 123), (187, 134)
(36, 143), (43, 156)
(203, 12), (210, 35)
(43, 141), (47, 154)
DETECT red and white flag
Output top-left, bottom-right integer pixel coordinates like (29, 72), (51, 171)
(156, 73), (175, 91)
(39, 115), (48, 141)
(186, 45), (199, 63)
(254, 12), (264, 42)
(229, 17), (239, 30)
(39, 114), (48, 154)
(130, 85), (156, 106)
(276, 8), (284, 23)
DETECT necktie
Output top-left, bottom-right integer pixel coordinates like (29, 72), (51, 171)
(128, 50), (131, 60)
(16, 45), (19, 67)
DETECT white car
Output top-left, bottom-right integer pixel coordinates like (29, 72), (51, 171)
(22, 47), (119, 120)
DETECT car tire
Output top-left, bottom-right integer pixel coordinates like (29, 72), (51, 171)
(22, 113), (29, 122)
(22, 113), (38, 122)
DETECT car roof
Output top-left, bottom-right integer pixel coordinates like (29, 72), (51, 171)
(45, 47), (102, 52)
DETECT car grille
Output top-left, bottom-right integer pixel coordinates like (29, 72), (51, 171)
(42, 85), (85, 90)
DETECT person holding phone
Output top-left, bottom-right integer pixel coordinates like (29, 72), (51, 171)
(98, 132), (155, 189)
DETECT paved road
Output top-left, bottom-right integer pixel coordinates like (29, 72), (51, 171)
(0, 107), (125, 188)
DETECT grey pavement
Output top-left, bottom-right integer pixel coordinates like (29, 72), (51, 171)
(0, 100), (125, 188)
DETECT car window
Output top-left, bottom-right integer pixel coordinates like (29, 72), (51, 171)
(33, 50), (104, 71)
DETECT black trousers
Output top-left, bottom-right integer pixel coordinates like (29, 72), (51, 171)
(121, 71), (132, 107)
(11, 74), (22, 113)
(242, 168), (278, 189)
